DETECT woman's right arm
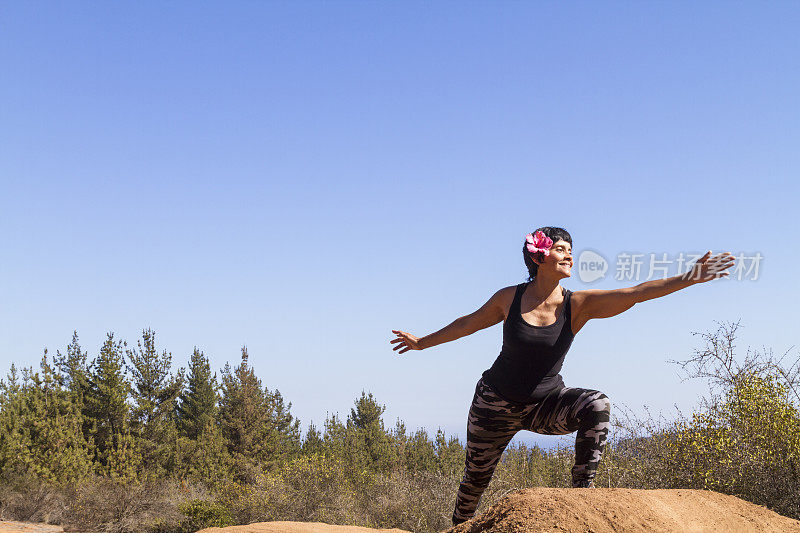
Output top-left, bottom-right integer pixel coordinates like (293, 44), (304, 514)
(391, 287), (509, 354)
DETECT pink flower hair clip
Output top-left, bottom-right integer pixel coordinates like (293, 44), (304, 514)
(525, 231), (553, 258)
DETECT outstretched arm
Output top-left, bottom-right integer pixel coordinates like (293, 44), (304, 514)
(390, 287), (509, 354)
(573, 250), (735, 325)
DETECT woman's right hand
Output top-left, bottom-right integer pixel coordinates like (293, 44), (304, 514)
(390, 330), (424, 354)
(683, 250), (735, 283)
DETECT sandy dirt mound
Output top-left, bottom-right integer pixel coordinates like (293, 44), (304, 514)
(447, 488), (800, 532)
(197, 523), (409, 533)
(0, 523), (63, 533)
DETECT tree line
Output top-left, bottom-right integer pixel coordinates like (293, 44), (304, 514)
(3, 322), (800, 531)
(0, 329), (466, 491)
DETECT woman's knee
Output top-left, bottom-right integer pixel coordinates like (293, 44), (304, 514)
(579, 391), (611, 421)
(594, 392), (611, 413)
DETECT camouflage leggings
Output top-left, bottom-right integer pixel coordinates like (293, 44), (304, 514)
(452, 377), (611, 525)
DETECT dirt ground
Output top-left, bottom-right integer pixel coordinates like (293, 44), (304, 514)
(198, 488), (800, 532)
(6, 488), (800, 533)
(447, 488), (800, 532)
(0, 522), (63, 533)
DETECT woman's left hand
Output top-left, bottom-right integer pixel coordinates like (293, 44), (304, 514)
(684, 251), (736, 283)
(390, 330), (424, 354)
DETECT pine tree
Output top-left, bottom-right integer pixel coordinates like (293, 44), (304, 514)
(219, 346), (301, 479)
(404, 427), (437, 472)
(434, 428), (464, 476)
(176, 347), (218, 440)
(0, 354), (93, 484)
(127, 328), (185, 478)
(390, 418), (408, 474)
(267, 388), (302, 459)
(392, 418), (407, 443)
(54, 331), (93, 446)
(0, 364), (31, 480)
(85, 332), (141, 480)
(219, 347), (265, 459)
(176, 417), (232, 487)
(174, 347), (232, 485)
(302, 421), (324, 455)
(29, 352), (93, 482)
(349, 390), (385, 430)
(54, 331), (90, 405)
(322, 412), (346, 457)
(345, 390), (397, 474)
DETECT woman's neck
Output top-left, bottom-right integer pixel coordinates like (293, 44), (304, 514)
(529, 275), (562, 301)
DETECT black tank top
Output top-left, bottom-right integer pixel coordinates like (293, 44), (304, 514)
(481, 282), (575, 404)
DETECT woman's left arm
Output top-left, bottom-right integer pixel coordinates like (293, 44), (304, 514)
(573, 250), (735, 324)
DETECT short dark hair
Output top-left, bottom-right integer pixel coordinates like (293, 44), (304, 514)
(523, 226), (573, 282)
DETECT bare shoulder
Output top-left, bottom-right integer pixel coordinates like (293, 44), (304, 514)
(569, 289), (591, 308)
(569, 289), (608, 322)
(495, 284), (520, 320)
(569, 289), (608, 316)
(461, 284), (519, 332)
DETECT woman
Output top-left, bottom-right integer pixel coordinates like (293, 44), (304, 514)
(390, 226), (734, 526)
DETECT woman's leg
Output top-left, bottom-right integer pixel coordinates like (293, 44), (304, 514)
(523, 387), (611, 487)
(452, 378), (525, 525)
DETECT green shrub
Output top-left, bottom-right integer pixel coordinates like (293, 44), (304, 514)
(178, 499), (234, 529)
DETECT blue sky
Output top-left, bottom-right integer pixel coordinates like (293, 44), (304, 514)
(1, 2), (798, 449)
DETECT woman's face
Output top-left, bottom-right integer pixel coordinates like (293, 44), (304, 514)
(540, 239), (573, 277)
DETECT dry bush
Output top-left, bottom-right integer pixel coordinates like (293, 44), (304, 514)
(211, 453), (364, 526)
(63, 478), (186, 533)
(272, 453), (360, 523)
(353, 470), (460, 532)
(0, 478), (66, 524)
(601, 403), (687, 489)
(211, 454), (463, 532)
